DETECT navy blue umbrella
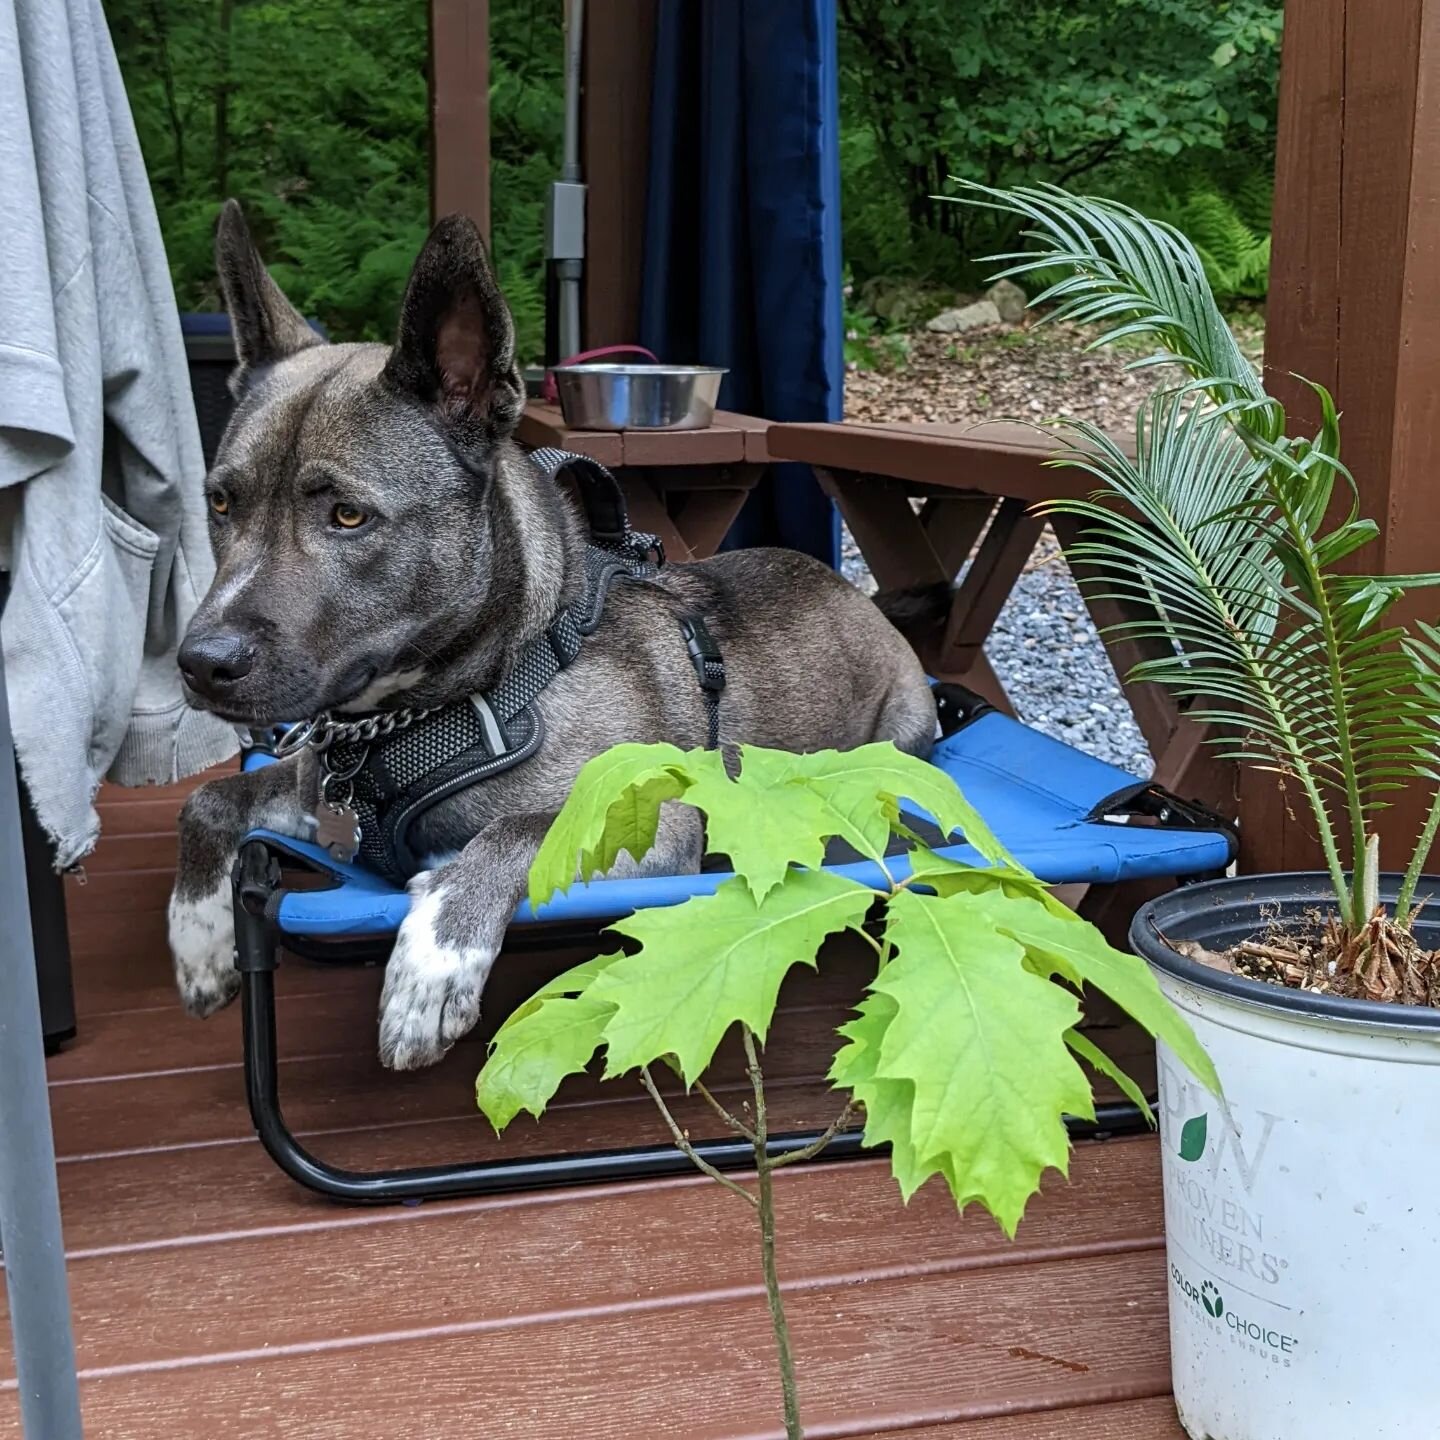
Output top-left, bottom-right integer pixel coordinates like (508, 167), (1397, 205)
(640, 0), (844, 567)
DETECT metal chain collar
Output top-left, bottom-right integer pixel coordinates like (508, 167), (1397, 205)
(273, 704), (441, 758)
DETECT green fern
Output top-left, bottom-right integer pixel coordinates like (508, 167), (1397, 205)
(1159, 187), (1271, 300)
(1232, 171), (1277, 236)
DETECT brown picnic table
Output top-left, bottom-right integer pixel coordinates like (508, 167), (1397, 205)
(518, 401), (769, 561)
(767, 418), (1234, 858)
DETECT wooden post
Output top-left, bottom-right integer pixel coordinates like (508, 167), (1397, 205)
(1253, 0), (1440, 874)
(581, 0), (658, 347)
(429, 0), (490, 240)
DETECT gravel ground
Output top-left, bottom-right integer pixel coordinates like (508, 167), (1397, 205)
(840, 313), (1265, 776)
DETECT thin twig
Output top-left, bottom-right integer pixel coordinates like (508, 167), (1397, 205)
(695, 1079), (757, 1141)
(639, 1067), (757, 1207)
(771, 1102), (858, 1169)
(742, 1029), (769, 1147)
(743, 1026), (804, 1439)
(853, 925), (884, 958)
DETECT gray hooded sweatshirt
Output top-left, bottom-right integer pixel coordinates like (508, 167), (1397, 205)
(1, 0), (237, 869)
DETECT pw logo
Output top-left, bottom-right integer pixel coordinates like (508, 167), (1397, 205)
(1161, 1058), (1283, 1195)
(1201, 1281), (1224, 1318)
(1178, 1112), (1208, 1162)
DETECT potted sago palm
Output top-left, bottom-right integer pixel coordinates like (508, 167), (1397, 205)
(954, 180), (1440, 1440)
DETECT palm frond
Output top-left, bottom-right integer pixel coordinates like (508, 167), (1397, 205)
(948, 183), (1440, 925)
(1038, 394), (1347, 890)
(953, 180), (1273, 431)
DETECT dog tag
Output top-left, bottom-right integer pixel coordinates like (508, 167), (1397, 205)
(316, 801), (361, 863)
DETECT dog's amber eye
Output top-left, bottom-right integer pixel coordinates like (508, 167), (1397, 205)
(208, 491), (230, 517)
(332, 503), (369, 529)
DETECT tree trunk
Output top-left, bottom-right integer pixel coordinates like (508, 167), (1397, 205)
(148, 0), (186, 185)
(214, 0), (235, 199)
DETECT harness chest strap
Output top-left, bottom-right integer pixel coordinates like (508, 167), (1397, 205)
(285, 448), (725, 883)
(681, 615), (725, 750)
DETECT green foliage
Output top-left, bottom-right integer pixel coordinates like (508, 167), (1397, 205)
(854, 887), (1091, 1230)
(479, 740), (1218, 1234)
(529, 744), (692, 906)
(837, 0), (1281, 297)
(597, 871), (873, 1085)
(951, 181), (1440, 932)
(475, 955), (622, 1132)
(109, 0), (561, 358)
(1148, 182), (1272, 300)
(113, 0), (1281, 356)
(843, 272), (913, 373)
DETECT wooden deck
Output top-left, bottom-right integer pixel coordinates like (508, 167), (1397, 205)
(2, 776), (1185, 1439)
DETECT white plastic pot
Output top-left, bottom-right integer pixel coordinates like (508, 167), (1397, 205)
(1131, 874), (1440, 1440)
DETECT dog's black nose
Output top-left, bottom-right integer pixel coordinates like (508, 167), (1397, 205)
(178, 631), (256, 694)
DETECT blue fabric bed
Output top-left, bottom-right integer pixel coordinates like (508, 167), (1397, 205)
(241, 710), (1233, 942)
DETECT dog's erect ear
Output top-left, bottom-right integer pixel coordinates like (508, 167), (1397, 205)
(215, 200), (319, 387)
(382, 215), (524, 440)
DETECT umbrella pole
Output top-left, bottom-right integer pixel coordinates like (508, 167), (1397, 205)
(548, 0), (586, 360)
(0, 638), (83, 1439)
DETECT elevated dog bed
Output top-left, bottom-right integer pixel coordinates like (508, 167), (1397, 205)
(231, 687), (1234, 1204)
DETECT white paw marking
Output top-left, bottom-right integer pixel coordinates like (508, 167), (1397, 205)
(168, 874), (239, 1017)
(377, 877), (498, 1070)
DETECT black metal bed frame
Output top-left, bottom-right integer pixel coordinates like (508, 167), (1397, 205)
(232, 839), (1154, 1205)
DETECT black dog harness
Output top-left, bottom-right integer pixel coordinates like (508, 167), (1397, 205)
(273, 448), (726, 883)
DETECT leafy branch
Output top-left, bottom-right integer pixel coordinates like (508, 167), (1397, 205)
(477, 740), (1218, 1436)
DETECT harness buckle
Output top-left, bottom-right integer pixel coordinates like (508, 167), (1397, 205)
(1087, 780), (1238, 850)
(681, 616), (726, 693)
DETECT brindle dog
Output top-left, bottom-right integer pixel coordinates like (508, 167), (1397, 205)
(168, 202), (936, 1070)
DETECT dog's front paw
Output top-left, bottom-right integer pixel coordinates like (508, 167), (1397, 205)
(168, 875), (239, 1017)
(378, 876), (498, 1070)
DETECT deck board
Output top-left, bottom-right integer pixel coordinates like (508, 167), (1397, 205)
(865, 1398), (1184, 1438)
(6, 1146), (1165, 1383)
(0, 779), (1185, 1439)
(46, 1256), (1172, 1440)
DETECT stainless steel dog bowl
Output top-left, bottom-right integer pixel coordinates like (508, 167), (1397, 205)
(551, 364), (727, 431)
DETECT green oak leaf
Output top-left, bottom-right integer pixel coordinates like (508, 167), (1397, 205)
(492, 951), (626, 1039)
(529, 743), (693, 907)
(591, 869), (875, 1085)
(872, 888), (1094, 1234)
(1064, 1029), (1156, 1125)
(907, 848), (1050, 902)
(831, 992), (950, 1201)
(477, 991), (617, 1131)
(775, 743), (1021, 869)
(886, 811), (937, 853)
(951, 887), (1221, 1095)
(739, 747), (895, 863)
(591, 773), (686, 873)
(681, 748), (830, 901)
